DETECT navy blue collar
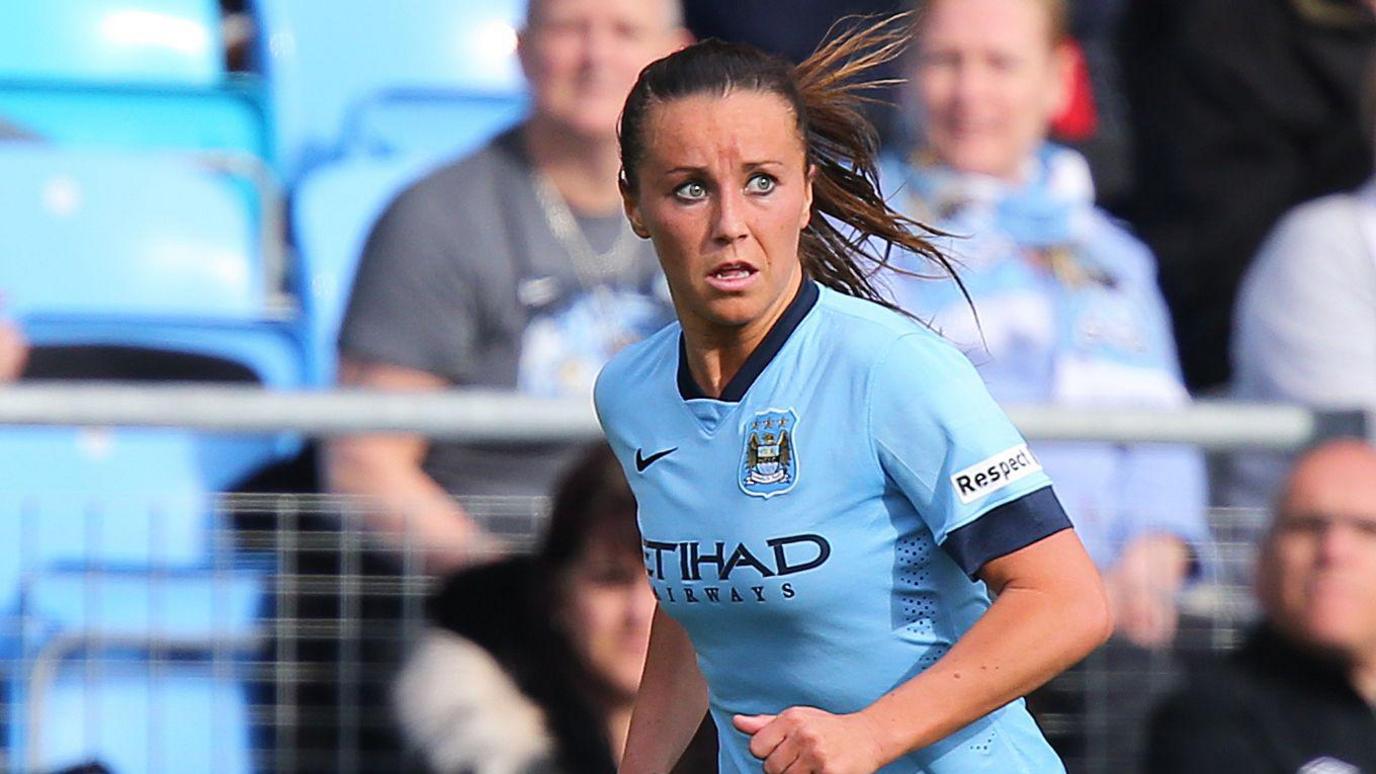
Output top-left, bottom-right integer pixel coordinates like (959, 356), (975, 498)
(677, 279), (820, 403)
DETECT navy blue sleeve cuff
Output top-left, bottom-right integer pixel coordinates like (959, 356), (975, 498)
(941, 487), (1073, 577)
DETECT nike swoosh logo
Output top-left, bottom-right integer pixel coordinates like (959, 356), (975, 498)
(635, 447), (678, 472)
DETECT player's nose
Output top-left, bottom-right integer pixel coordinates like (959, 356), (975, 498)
(711, 188), (749, 245)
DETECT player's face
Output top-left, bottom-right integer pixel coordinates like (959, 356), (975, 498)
(623, 90), (814, 340)
(1259, 446), (1376, 660)
(519, 0), (685, 140)
(557, 535), (657, 701)
(912, 0), (1069, 180)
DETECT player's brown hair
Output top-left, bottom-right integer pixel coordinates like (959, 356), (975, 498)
(618, 13), (966, 312)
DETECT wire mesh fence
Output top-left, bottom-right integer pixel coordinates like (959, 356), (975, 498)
(0, 490), (549, 774)
(1034, 507), (1268, 774)
(0, 485), (1272, 774)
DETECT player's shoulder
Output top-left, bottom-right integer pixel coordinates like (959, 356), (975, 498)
(593, 322), (679, 417)
(813, 284), (924, 348)
(600, 320), (679, 380)
(813, 286), (978, 382)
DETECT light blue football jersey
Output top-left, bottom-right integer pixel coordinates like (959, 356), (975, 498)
(595, 280), (1070, 773)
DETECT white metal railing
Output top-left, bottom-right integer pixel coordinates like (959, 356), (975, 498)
(0, 383), (1368, 449)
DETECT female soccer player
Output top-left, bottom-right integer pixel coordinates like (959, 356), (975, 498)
(594, 17), (1112, 774)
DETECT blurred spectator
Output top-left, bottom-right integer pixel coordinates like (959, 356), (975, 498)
(1148, 440), (1376, 773)
(1233, 187), (1376, 413)
(0, 319), (26, 380)
(1222, 44), (1376, 511)
(1119, 0), (1376, 390)
(881, 0), (1209, 766)
(327, 0), (689, 573)
(886, 0), (1208, 650)
(393, 444), (714, 773)
(1225, 129), (1376, 509)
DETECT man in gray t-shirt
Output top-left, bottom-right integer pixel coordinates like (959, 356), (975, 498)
(327, 0), (689, 573)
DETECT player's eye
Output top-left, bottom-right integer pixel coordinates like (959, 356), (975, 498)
(746, 174), (777, 194)
(674, 181), (708, 202)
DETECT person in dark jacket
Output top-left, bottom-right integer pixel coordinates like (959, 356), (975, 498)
(1119, 0), (1376, 390)
(1147, 440), (1376, 773)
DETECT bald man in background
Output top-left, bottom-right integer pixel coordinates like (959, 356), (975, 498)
(1147, 440), (1376, 773)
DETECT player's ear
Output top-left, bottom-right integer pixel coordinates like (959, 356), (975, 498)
(620, 170), (651, 239)
(798, 163), (816, 231)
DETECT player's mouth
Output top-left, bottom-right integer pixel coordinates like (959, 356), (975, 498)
(705, 261), (759, 292)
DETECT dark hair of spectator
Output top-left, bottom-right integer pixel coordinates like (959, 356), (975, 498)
(519, 444), (644, 766)
(618, 13), (967, 312)
(538, 442), (641, 574)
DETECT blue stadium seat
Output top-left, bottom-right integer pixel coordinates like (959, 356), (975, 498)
(0, 319), (309, 607)
(291, 154), (449, 384)
(0, 428), (223, 610)
(23, 566), (263, 642)
(0, 429), (274, 773)
(8, 567), (261, 774)
(21, 316), (307, 390)
(250, 0), (526, 179)
(21, 656), (255, 774)
(0, 0), (224, 86)
(342, 88), (527, 162)
(0, 80), (270, 160)
(0, 146), (277, 321)
(15, 314), (310, 496)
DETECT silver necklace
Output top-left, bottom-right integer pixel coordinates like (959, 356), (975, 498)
(530, 170), (641, 290)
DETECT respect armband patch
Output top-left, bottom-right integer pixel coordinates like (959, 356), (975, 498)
(950, 444), (1043, 505)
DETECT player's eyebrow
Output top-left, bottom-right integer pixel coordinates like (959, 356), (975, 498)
(664, 160), (787, 175)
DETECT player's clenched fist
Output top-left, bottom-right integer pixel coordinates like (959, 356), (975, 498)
(733, 707), (888, 774)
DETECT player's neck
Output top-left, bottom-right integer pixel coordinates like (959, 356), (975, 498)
(683, 343), (749, 399)
(681, 271), (803, 399)
(523, 116), (623, 215)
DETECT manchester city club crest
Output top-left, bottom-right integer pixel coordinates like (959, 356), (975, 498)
(739, 408), (800, 498)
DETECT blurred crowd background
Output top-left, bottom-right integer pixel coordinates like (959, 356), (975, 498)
(2, 0), (1376, 773)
